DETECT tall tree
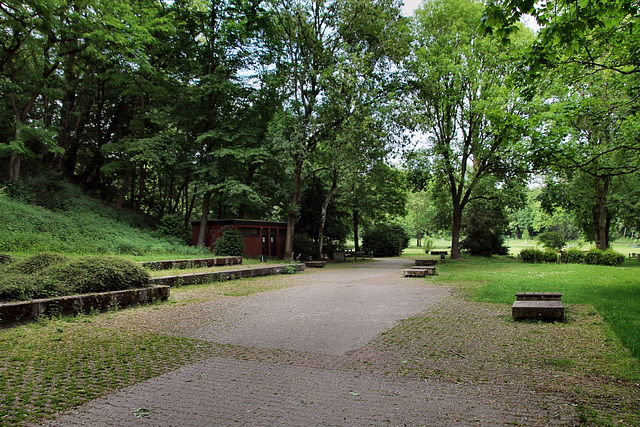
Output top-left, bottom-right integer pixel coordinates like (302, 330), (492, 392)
(267, 0), (407, 260)
(405, 0), (531, 259)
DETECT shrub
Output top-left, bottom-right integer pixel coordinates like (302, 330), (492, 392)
(423, 237), (434, 254)
(520, 248), (545, 263)
(0, 253), (15, 265)
(362, 224), (410, 257)
(158, 213), (188, 243)
(293, 233), (316, 260)
(584, 248), (604, 265)
(543, 249), (559, 263)
(213, 230), (244, 257)
(562, 248), (585, 264)
(602, 249), (625, 266)
(50, 256), (150, 294)
(6, 253), (70, 275)
(537, 231), (566, 251)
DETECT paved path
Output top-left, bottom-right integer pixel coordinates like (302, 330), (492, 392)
(36, 258), (574, 426)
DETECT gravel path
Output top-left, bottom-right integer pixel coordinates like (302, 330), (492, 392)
(34, 258), (591, 426)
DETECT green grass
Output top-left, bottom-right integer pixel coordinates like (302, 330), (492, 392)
(428, 256), (640, 361)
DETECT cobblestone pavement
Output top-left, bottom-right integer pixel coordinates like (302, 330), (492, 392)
(35, 258), (578, 426)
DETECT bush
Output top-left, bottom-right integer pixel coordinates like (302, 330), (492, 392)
(423, 237), (434, 254)
(293, 233), (316, 260)
(0, 254), (150, 301)
(602, 249), (625, 266)
(158, 213), (188, 243)
(213, 230), (244, 257)
(50, 256), (150, 294)
(6, 253), (71, 275)
(362, 224), (410, 257)
(542, 249), (559, 263)
(520, 248), (542, 263)
(584, 248), (604, 265)
(562, 248), (585, 264)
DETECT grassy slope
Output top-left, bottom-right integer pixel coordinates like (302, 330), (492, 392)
(0, 184), (206, 260)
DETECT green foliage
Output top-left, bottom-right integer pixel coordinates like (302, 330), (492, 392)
(519, 248), (545, 263)
(537, 230), (566, 251)
(362, 224), (410, 257)
(293, 233), (316, 261)
(51, 256), (150, 294)
(282, 265), (297, 274)
(158, 213), (188, 243)
(0, 253), (16, 265)
(0, 188), (207, 257)
(542, 249), (559, 263)
(602, 249), (626, 267)
(6, 253), (71, 275)
(423, 237), (434, 254)
(213, 230), (244, 257)
(0, 254), (150, 301)
(561, 248), (585, 264)
(460, 200), (509, 257)
(585, 248), (605, 265)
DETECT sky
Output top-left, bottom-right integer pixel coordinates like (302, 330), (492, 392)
(401, 0), (422, 16)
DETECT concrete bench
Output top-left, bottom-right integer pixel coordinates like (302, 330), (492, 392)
(415, 259), (437, 266)
(305, 261), (326, 268)
(403, 266), (436, 277)
(512, 292), (564, 321)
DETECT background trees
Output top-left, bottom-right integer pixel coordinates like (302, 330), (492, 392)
(404, 0), (530, 259)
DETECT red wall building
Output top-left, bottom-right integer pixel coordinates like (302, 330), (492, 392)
(191, 219), (288, 259)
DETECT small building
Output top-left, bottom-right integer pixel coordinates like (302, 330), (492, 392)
(191, 219), (288, 259)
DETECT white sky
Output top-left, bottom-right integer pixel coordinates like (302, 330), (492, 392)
(401, 0), (422, 16)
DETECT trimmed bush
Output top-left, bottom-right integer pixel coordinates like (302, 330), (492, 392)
(543, 249), (559, 263)
(584, 248), (604, 265)
(561, 248), (585, 264)
(602, 249), (625, 266)
(6, 253), (71, 275)
(293, 233), (316, 260)
(213, 230), (245, 257)
(50, 256), (150, 294)
(362, 224), (410, 257)
(520, 248), (544, 263)
(0, 254), (150, 302)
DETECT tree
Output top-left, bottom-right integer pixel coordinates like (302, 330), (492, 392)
(529, 70), (640, 250)
(266, 0), (407, 260)
(405, 0), (531, 259)
(482, 0), (640, 79)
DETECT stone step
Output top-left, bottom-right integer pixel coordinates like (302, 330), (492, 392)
(515, 292), (562, 301)
(415, 259), (437, 266)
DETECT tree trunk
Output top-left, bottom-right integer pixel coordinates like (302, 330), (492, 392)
(284, 159), (304, 260)
(450, 203), (463, 260)
(353, 209), (360, 252)
(594, 176), (610, 250)
(197, 191), (212, 248)
(316, 173), (338, 260)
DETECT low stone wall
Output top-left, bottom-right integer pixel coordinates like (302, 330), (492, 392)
(151, 264), (306, 287)
(0, 286), (169, 325)
(139, 257), (242, 270)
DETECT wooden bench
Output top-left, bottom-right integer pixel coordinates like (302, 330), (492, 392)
(512, 292), (564, 321)
(415, 259), (437, 266)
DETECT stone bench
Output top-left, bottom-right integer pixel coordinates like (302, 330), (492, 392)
(415, 259), (437, 266)
(305, 261), (326, 268)
(403, 266), (436, 277)
(512, 292), (564, 321)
